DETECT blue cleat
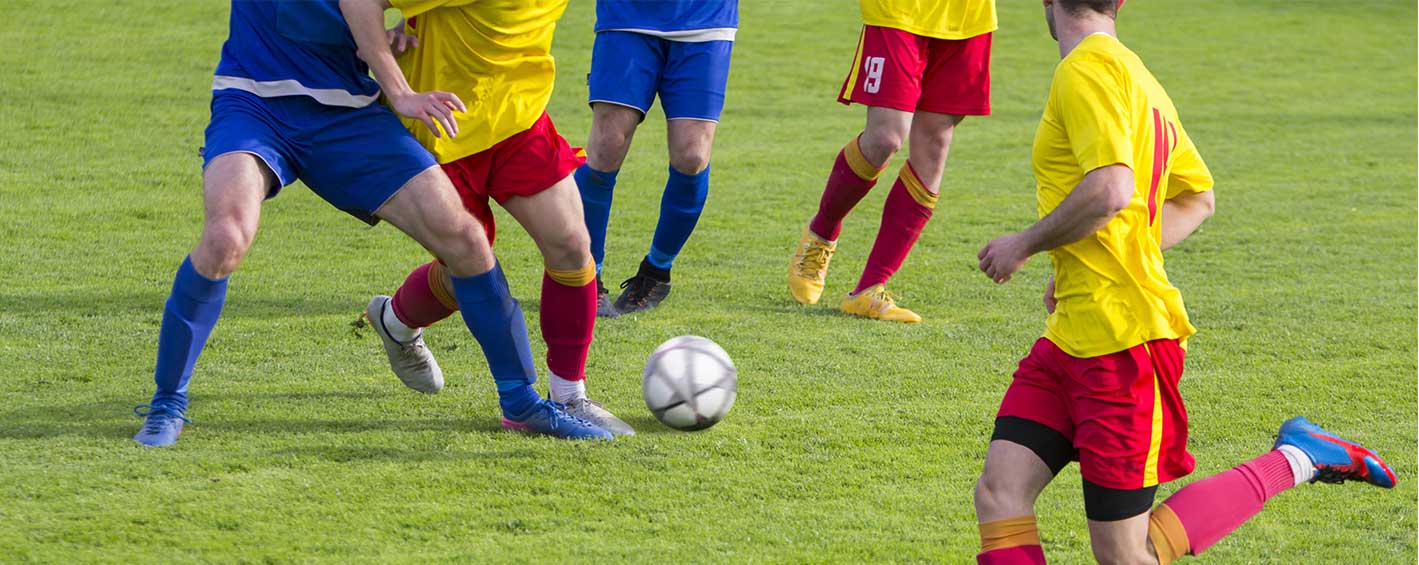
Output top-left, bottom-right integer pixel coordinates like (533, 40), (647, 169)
(133, 403), (191, 447)
(501, 400), (614, 440)
(1274, 416), (1396, 488)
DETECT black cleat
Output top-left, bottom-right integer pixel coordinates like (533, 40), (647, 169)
(595, 276), (620, 318)
(613, 258), (672, 315)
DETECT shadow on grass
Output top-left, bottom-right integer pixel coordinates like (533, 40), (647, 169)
(0, 289), (367, 320)
(0, 389), (506, 441)
(267, 445), (537, 463)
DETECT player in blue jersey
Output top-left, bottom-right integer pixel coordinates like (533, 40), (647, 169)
(574, 0), (737, 317)
(131, 0), (613, 447)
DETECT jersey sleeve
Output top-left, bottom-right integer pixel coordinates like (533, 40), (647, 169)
(1165, 128), (1214, 198)
(1053, 58), (1133, 173)
(389, 0), (475, 18)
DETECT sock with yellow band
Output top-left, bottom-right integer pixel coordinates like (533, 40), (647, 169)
(854, 162), (936, 295)
(542, 260), (597, 402)
(809, 135), (887, 241)
(976, 515), (1046, 565)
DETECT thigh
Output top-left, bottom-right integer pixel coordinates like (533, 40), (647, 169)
(295, 101), (439, 225)
(660, 39), (733, 122)
(441, 155), (498, 247)
(919, 32), (992, 116)
(202, 90), (297, 196)
(1064, 340), (1194, 492)
(588, 31), (663, 118)
(502, 174), (589, 268)
(837, 25), (928, 112)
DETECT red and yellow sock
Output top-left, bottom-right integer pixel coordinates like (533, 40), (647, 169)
(391, 260), (458, 328)
(854, 162), (936, 295)
(541, 260), (597, 381)
(976, 515), (1046, 564)
(808, 135), (887, 242)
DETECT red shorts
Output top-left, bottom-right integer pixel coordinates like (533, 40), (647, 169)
(837, 26), (991, 115)
(440, 112), (583, 246)
(997, 338), (1195, 490)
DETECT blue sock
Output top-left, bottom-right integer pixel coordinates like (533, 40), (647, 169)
(647, 165), (711, 270)
(151, 256), (228, 412)
(575, 164), (619, 275)
(447, 262), (541, 417)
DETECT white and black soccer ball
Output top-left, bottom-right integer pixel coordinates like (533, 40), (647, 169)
(642, 336), (737, 431)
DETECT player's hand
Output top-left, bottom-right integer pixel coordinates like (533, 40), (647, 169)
(389, 91), (466, 138)
(1043, 276), (1057, 313)
(977, 232), (1033, 284)
(386, 20), (418, 56)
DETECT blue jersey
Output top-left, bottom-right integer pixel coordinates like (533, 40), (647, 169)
(213, 0), (380, 108)
(595, 0), (738, 39)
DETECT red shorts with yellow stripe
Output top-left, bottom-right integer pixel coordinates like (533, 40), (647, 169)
(997, 338), (1196, 490)
(837, 26), (991, 115)
(440, 112), (583, 246)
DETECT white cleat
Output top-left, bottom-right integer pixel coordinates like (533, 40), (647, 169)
(366, 295), (444, 394)
(562, 397), (636, 436)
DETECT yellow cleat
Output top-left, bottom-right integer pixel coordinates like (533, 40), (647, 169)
(840, 284), (922, 324)
(788, 225), (836, 304)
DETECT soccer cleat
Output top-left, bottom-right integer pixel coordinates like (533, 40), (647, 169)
(132, 403), (190, 447)
(614, 260), (672, 315)
(563, 397), (636, 436)
(1274, 416), (1396, 488)
(840, 284), (922, 323)
(501, 400), (614, 440)
(366, 295), (444, 394)
(595, 276), (619, 318)
(788, 225), (837, 305)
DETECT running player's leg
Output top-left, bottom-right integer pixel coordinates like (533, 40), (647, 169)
(789, 25), (919, 305)
(616, 37), (732, 315)
(974, 338), (1077, 563)
(577, 30), (661, 315)
(134, 89), (296, 447)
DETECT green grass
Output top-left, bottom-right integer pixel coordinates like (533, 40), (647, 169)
(1, 0), (1414, 561)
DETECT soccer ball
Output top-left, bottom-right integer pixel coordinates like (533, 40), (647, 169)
(642, 336), (737, 431)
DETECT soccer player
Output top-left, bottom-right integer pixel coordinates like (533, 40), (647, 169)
(970, 2), (1395, 562)
(787, 0), (995, 323)
(131, 0), (611, 447)
(574, 0), (738, 317)
(359, 0), (634, 435)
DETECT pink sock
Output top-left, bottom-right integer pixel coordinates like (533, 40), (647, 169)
(976, 545), (1046, 565)
(854, 164), (935, 294)
(391, 261), (457, 328)
(540, 271), (595, 381)
(808, 139), (881, 241)
(1161, 450), (1296, 555)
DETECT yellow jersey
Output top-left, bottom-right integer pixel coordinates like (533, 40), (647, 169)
(859, 0), (996, 40)
(389, 0), (567, 162)
(1031, 34), (1214, 358)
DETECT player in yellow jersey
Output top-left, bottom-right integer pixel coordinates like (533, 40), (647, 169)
(970, 2), (1394, 563)
(787, 0), (996, 323)
(345, 0), (634, 436)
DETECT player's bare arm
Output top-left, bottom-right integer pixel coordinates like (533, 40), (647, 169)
(340, 0), (465, 137)
(1160, 189), (1214, 250)
(977, 164), (1133, 283)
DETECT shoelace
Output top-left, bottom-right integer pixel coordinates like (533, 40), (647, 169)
(618, 275), (657, 307)
(133, 404), (192, 433)
(797, 242), (834, 278)
(546, 401), (599, 430)
(866, 287), (899, 313)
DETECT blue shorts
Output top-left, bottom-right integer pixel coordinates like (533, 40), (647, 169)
(202, 89), (437, 224)
(587, 31), (733, 122)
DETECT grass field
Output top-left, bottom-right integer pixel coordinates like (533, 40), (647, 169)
(1, 1), (1415, 562)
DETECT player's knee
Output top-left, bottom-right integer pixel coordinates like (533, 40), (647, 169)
(193, 218), (255, 277)
(859, 127), (905, 164)
(544, 229), (593, 270)
(669, 147), (711, 176)
(427, 216), (494, 275)
(974, 473), (1025, 517)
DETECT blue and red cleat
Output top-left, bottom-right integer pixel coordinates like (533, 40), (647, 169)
(502, 400), (613, 440)
(1274, 416), (1396, 488)
(133, 403), (191, 447)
